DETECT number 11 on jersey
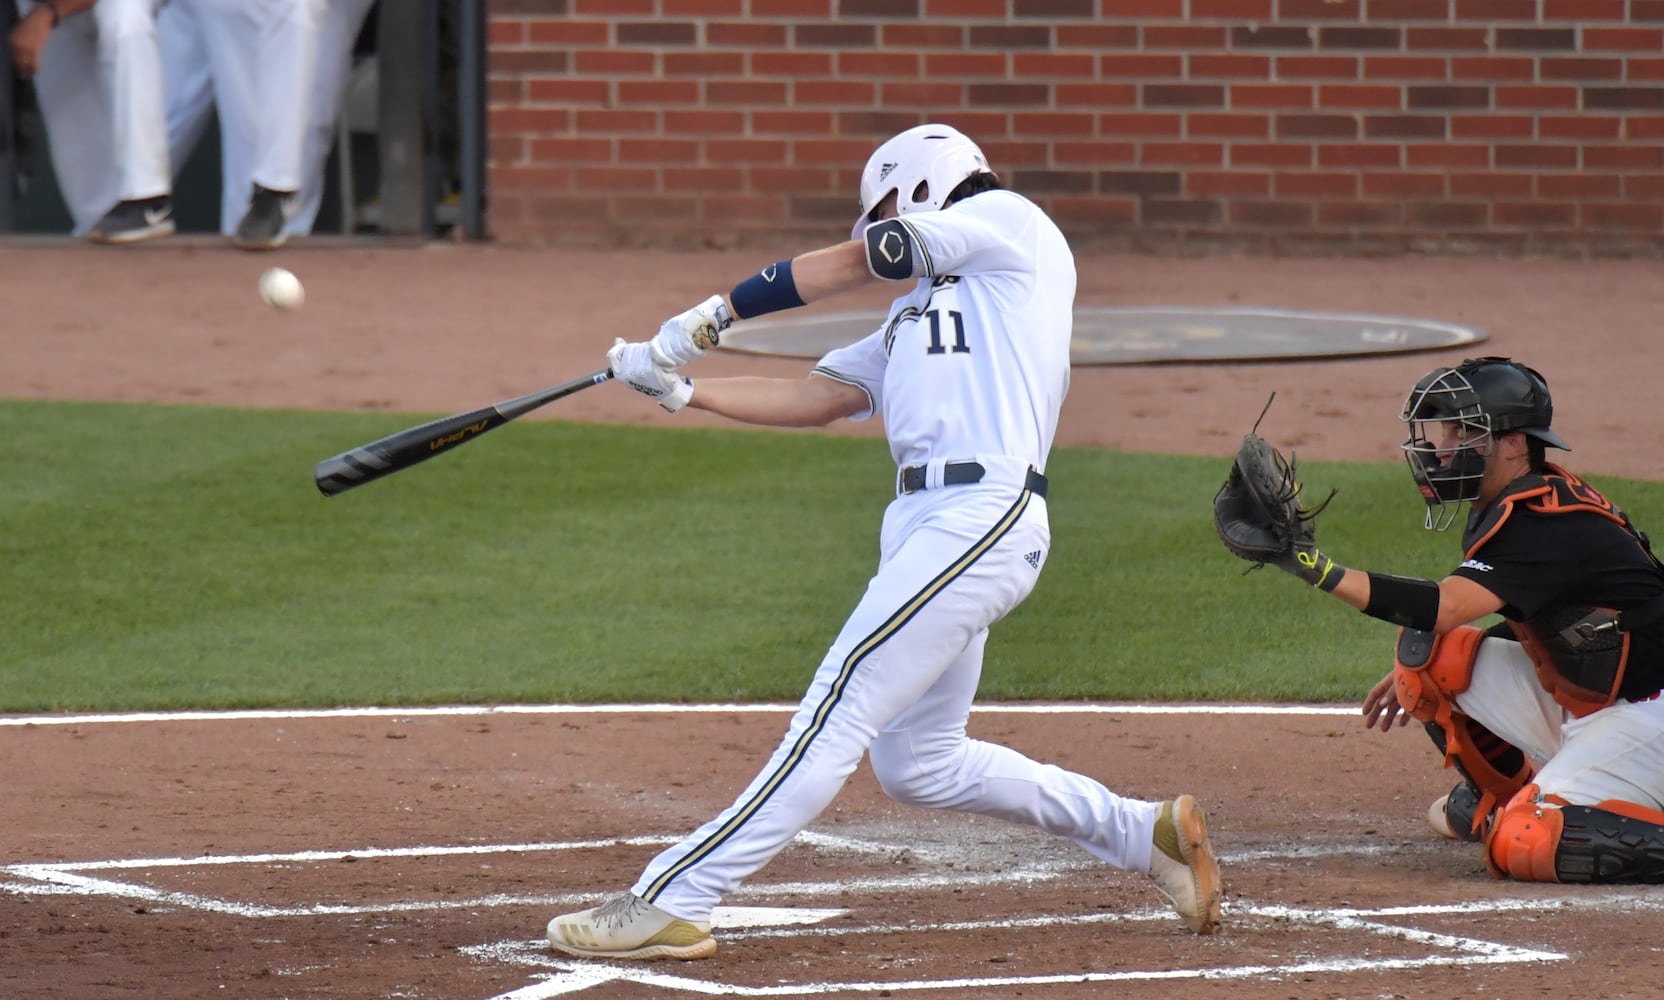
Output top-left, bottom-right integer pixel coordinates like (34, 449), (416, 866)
(925, 309), (969, 355)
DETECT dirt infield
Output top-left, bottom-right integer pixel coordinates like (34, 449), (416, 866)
(3, 240), (1662, 998)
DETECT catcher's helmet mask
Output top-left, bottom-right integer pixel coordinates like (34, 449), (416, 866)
(851, 123), (997, 239)
(1399, 356), (1570, 530)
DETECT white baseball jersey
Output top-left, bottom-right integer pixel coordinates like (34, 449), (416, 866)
(812, 189), (1074, 474)
(631, 190), (1166, 923)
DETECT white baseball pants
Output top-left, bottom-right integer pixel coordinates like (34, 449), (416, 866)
(632, 474), (1159, 922)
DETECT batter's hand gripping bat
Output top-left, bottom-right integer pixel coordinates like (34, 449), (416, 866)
(313, 369), (612, 497)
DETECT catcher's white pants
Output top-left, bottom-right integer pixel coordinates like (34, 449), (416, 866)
(1455, 638), (1664, 809)
(632, 473), (1159, 922)
(19, 0), (170, 233)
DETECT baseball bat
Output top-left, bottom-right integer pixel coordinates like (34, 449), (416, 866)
(314, 369), (612, 497)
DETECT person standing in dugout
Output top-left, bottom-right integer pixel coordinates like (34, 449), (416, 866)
(545, 123), (1224, 961)
(1227, 356), (1664, 884)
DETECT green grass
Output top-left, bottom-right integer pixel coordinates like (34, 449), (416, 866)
(4, 399), (1660, 712)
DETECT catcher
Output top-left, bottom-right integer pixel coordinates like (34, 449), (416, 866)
(1215, 358), (1664, 884)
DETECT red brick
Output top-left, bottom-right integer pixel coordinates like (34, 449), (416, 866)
(926, 53), (1007, 76)
(753, 0), (831, 13)
(1316, 201), (1402, 226)
(1188, 54), (1273, 78)
(528, 137), (614, 162)
(1405, 142), (1491, 167)
(526, 19), (608, 44)
(1585, 146), (1664, 170)
(925, 0), (1006, 13)
(1540, 58), (1626, 81)
(1405, 27), (1488, 51)
(750, 51), (832, 76)
(1538, 174), (1622, 199)
(1362, 55), (1448, 79)
(491, 165), (575, 191)
(1451, 56), (1536, 81)
(1631, 58), (1664, 82)
(1450, 114), (1535, 139)
(1581, 204), (1664, 230)
(883, 24), (968, 47)
(880, 81), (966, 105)
(837, 51), (921, 76)
(1496, 144), (1579, 169)
(1494, 86), (1579, 109)
(663, 0), (745, 12)
(1145, 84), (1228, 108)
(573, 50), (655, 74)
(969, 83), (1051, 106)
(1101, 53), (1186, 78)
(1274, 171), (1359, 197)
(1145, 25), (1229, 48)
(1053, 142), (1140, 166)
(1583, 28), (1664, 52)
(1543, 0), (1624, 18)
(1538, 115), (1623, 140)
(528, 79), (610, 104)
(493, 50), (571, 75)
(1013, 53), (1098, 77)
(705, 139), (790, 164)
(618, 138), (699, 163)
(1278, 0), (1362, 17)
(1453, 0), (1536, 19)
(1193, 0), (1273, 15)
(1367, 0), (1452, 16)
(1055, 24), (1140, 48)
(1231, 142), (1317, 167)
(1141, 198), (1224, 226)
(1014, 112), (1098, 136)
(614, 196), (695, 221)
(1317, 142), (1402, 167)
(1318, 84), (1404, 109)
(490, 107), (572, 134)
(1096, 170), (1183, 196)
(574, 108), (655, 132)
(1100, 112), (1185, 137)
(1187, 113), (1273, 138)
(1232, 200), (1315, 226)
(1187, 170), (1271, 197)
(792, 80), (875, 104)
(1363, 172), (1446, 197)
(1626, 174), (1664, 199)
(749, 167), (836, 193)
(1091, 0), (1183, 15)
(488, 135), (526, 165)
(574, 0), (654, 12)
(1493, 202), (1575, 227)
(708, 79), (789, 104)
(1139, 142), (1227, 166)
(1230, 83), (1316, 108)
(490, 19), (526, 45)
(658, 165), (745, 191)
(795, 138), (881, 163)
(665, 51), (746, 75)
(1276, 55), (1361, 79)
(1628, 116), (1664, 141)
(664, 109), (745, 133)
(706, 22), (788, 46)
(1409, 202), (1489, 228)
(1278, 113), (1360, 139)
(1047, 196), (1138, 225)
(1056, 83), (1139, 107)
(702, 196), (787, 224)
(1450, 172), (1533, 197)
(487, 78), (522, 105)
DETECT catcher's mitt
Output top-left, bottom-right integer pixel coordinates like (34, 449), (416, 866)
(1212, 396), (1338, 583)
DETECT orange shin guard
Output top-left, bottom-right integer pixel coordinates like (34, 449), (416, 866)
(1484, 785), (1564, 882)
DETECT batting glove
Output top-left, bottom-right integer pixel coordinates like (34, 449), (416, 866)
(608, 339), (693, 413)
(650, 294), (733, 368)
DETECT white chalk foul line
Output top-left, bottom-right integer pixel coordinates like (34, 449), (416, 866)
(465, 899), (1566, 999)
(0, 703), (1360, 727)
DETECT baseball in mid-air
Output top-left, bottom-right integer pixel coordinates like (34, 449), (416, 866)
(259, 267), (305, 311)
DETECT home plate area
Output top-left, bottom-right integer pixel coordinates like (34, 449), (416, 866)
(6, 818), (1589, 999)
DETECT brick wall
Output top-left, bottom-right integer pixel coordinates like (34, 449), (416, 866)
(487, 0), (1664, 254)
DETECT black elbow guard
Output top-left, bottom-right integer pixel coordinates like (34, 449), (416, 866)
(864, 219), (923, 280)
(1363, 572), (1441, 632)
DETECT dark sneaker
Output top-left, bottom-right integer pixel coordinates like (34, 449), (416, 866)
(234, 185), (299, 250)
(88, 196), (175, 244)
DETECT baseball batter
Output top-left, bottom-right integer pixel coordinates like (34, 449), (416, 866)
(545, 124), (1223, 961)
(1224, 357), (1664, 883)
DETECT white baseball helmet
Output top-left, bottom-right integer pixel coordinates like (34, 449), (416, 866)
(852, 123), (995, 238)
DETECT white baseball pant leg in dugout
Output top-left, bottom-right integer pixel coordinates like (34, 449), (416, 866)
(156, 0), (259, 233)
(20, 0), (168, 233)
(290, 0), (375, 234)
(629, 481), (1159, 922)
